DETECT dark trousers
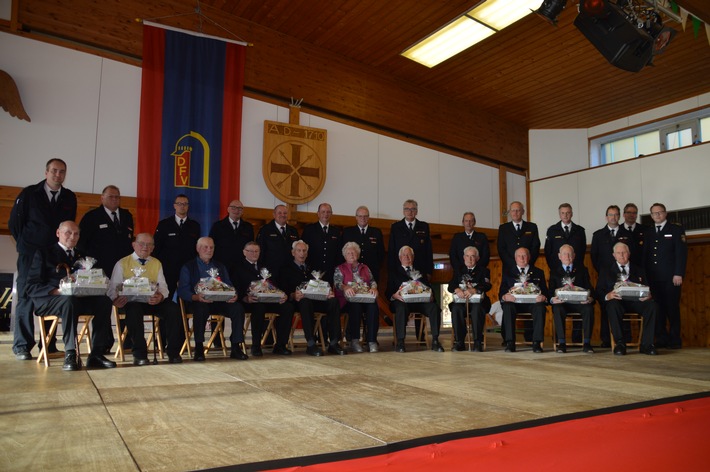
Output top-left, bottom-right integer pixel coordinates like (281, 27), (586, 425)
(124, 300), (181, 358)
(449, 302), (486, 343)
(390, 300), (440, 341)
(243, 301), (294, 348)
(649, 280), (682, 346)
(13, 252), (38, 353)
(187, 300), (246, 347)
(34, 295), (113, 353)
(604, 299), (657, 347)
(346, 301), (379, 343)
(501, 301), (546, 343)
(292, 297), (343, 346)
(552, 302), (594, 343)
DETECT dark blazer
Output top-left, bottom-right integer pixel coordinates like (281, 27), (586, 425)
(548, 262), (593, 299)
(544, 221), (586, 269)
(341, 225), (385, 283)
(9, 181), (77, 254)
(209, 216), (254, 269)
(77, 206), (134, 274)
(496, 220), (540, 273)
(590, 225), (633, 274)
(301, 222), (342, 283)
(153, 216), (201, 293)
(626, 223), (649, 267)
(279, 260), (315, 297)
(26, 243), (81, 307)
(499, 265), (548, 300)
(388, 219), (433, 276)
(231, 257), (277, 299)
(386, 264), (432, 300)
(255, 220), (299, 279)
(448, 231), (490, 272)
(644, 222), (687, 282)
(595, 261), (648, 300)
(446, 264), (492, 311)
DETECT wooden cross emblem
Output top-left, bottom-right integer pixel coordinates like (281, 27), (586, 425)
(263, 120), (327, 204)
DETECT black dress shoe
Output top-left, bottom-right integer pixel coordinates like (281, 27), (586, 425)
(613, 344), (627, 356)
(168, 355), (183, 364)
(230, 349), (249, 360)
(193, 350), (206, 362)
(63, 352), (80, 371)
(306, 345), (323, 356)
(273, 345), (292, 355)
(395, 342), (406, 353)
(452, 343), (465, 352)
(15, 349), (33, 361)
(600, 341), (612, 348)
(582, 343), (595, 353)
(640, 344), (658, 355)
(556, 343), (567, 354)
(431, 340), (444, 352)
(133, 358), (150, 366)
(250, 347), (263, 357)
(505, 341), (516, 352)
(327, 344), (346, 355)
(473, 341), (483, 352)
(87, 354), (117, 369)
(532, 342), (543, 353)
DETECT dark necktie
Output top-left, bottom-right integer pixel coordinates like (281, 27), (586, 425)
(468, 267), (474, 275)
(408, 222), (413, 232)
(281, 226), (286, 238)
(565, 266), (571, 274)
(179, 219), (184, 229)
(361, 227), (366, 236)
(520, 267), (525, 275)
(405, 266), (411, 275)
(515, 224), (521, 235)
(610, 228), (615, 239)
(138, 258), (147, 265)
(620, 265), (627, 275)
(628, 225), (633, 232)
(656, 225), (661, 233)
(112, 211), (119, 227)
(467, 233), (473, 240)
(564, 225), (570, 237)
(323, 225), (328, 235)
(50, 190), (58, 207)
(233, 220), (239, 233)
(300, 264), (307, 276)
(66, 249), (73, 261)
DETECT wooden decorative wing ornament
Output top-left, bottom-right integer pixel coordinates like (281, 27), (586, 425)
(0, 70), (31, 122)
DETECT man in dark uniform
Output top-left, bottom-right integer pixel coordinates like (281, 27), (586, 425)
(596, 242), (658, 356)
(301, 203), (342, 284)
(590, 205), (633, 347)
(544, 203), (586, 270)
(279, 240), (345, 356)
(449, 211), (490, 273)
(497, 201), (540, 275)
(548, 244), (595, 353)
(78, 184), (134, 351)
(255, 204), (299, 280)
(208, 199), (254, 271)
(9, 158), (77, 360)
(341, 205), (385, 283)
(153, 194), (201, 300)
(232, 241), (294, 357)
(387, 199), (433, 279)
(26, 221), (116, 370)
(623, 203), (649, 267)
(446, 246), (491, 352)
(645, 203), (687, 349)
(499, 247), (548, 353)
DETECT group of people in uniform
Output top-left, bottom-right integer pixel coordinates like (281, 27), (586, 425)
(9, 159), (687, 370)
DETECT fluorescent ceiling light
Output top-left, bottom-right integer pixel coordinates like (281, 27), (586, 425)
(402, 0), (542, 67)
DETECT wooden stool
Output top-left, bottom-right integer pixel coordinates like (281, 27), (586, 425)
(513, 312), (543, 348)
(552, 312), (584, 351)
(36, 313), (94, 367)
(113, 306), (164, 361)
(288, 312), (326, 352)
(392, 312), (430, 349)
(178, 299), (229, 358)
(611, 312), (644, 349)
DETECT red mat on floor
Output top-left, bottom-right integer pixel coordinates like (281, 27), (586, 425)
(256, 394), (710, 472)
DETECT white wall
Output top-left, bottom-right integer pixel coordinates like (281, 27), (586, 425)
(1, 31), (505, 258)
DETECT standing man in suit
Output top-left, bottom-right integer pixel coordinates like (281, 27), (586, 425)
(596, 242), (658, 355)
(499, 247), (548, 353)
(209, 199), (254, 271)
(544, 203), (586, 270)
(388, 199), (433, 279)
(232, 241), (294, 357)
(78, 185), (134, 351)
(256, 204), (299, 280)
(449, 211), (490, 273)
(26, 221), (116, 371)
(590, 205), (633, 347)
(645, 203), (687, 349)
(153, 194), (201, 300)
(341, 205), (385, 284)
(548, 244), (595, 353)
(622, 203), (648, 267)
(497, 201), (540, 275)
(301, 203), (342, 283)
(9, 158), (77, 360)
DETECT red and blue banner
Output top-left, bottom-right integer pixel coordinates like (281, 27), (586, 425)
(137, 24), (245, 234)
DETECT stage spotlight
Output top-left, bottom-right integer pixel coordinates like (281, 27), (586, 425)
(579, 0), (610, 18)
(535, 0), (568, 25)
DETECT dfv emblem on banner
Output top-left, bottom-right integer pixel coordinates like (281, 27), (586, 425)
(172, 131), (210, 189)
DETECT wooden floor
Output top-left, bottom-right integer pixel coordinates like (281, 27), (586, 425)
(1, 329), (709, 471)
